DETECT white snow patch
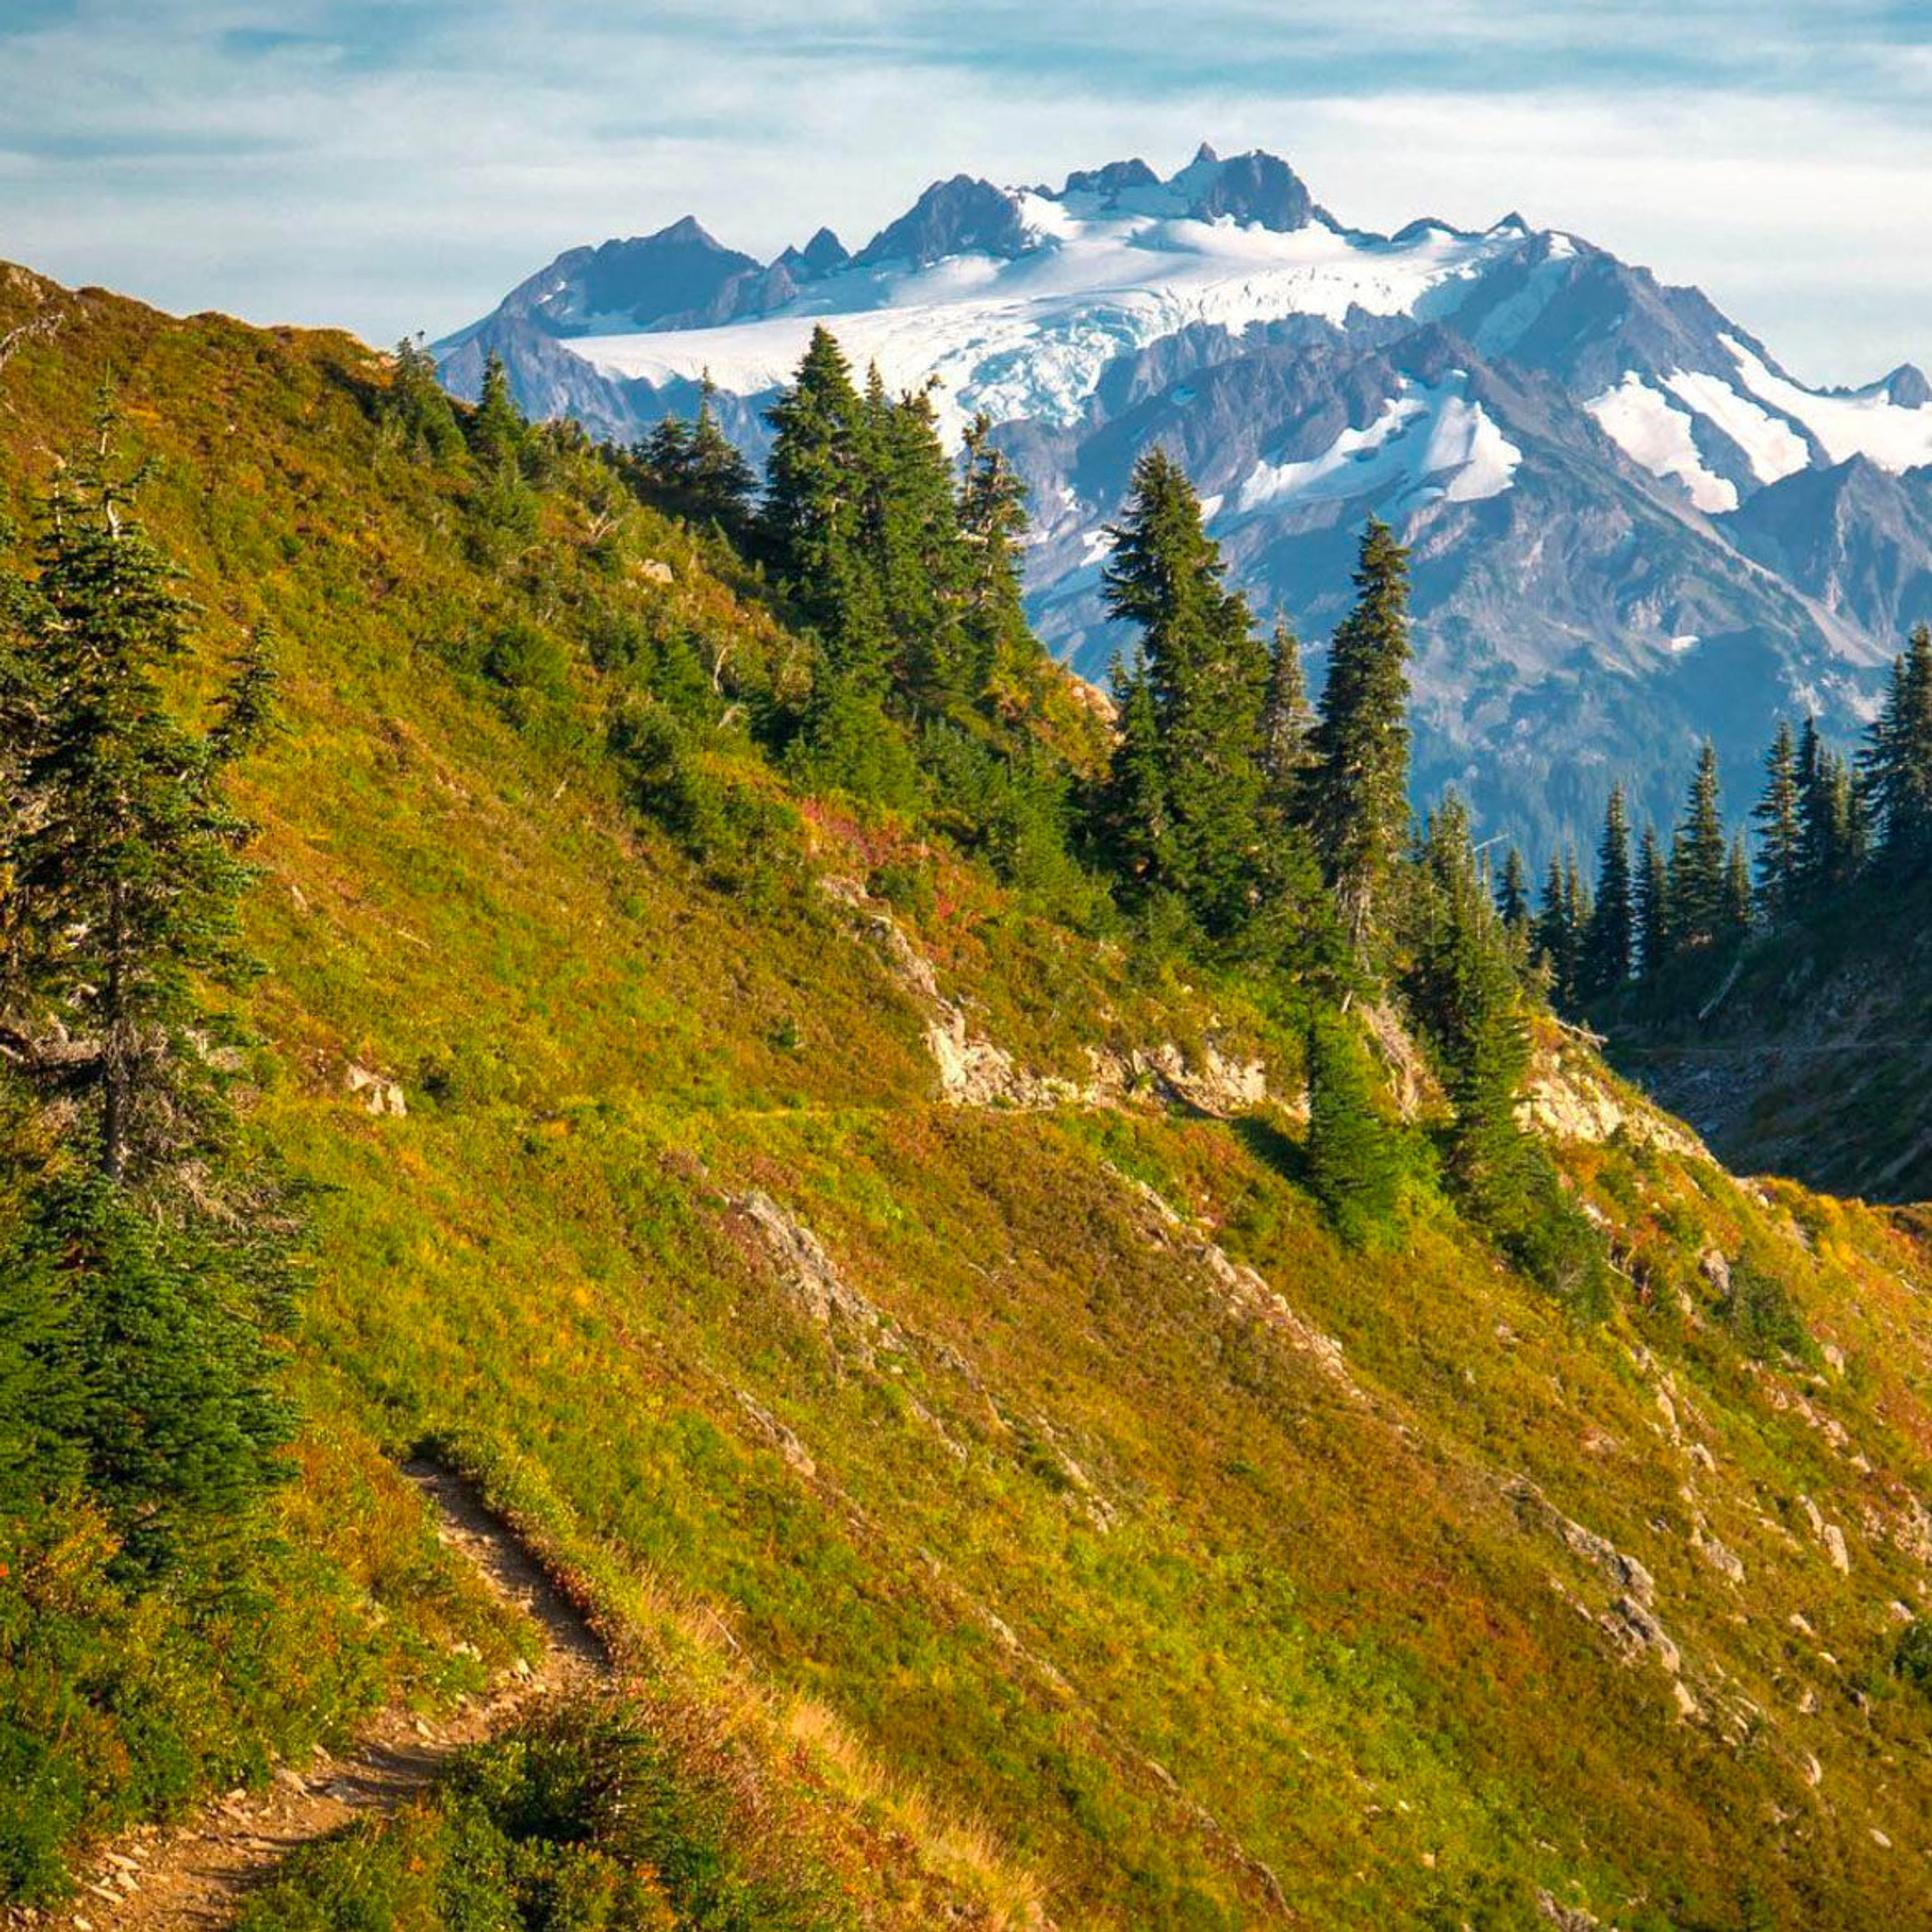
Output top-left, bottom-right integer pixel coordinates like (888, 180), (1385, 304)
(1469, 245), (1575, 356)
(1585, 375), (1739, 513)
(1236, 373), (1519, 513)
(1078, 526), (1114, 568)
(1725, 335), (1932, 472)
(565, 206), (1528, 445)
(1668, 634), (1701, 654)
(1661, 369), (1808, 485)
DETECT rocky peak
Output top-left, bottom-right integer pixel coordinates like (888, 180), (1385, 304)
(853, 175), (1029, 268)
(775, 225), (850, 278)
(498, 217), (760, 336)
(1169, 145), (1320, 232)
(1883, 363), (1931, 409)
(1061, 157), (1161, 199)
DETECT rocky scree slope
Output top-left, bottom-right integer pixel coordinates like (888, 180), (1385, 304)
(9, 266), (1932, 1929)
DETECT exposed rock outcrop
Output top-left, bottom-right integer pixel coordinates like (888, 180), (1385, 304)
(345, 1063), (407, 1116)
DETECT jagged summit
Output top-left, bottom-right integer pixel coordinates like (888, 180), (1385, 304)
(852, 173), (1031, 269)
(1060, 156), (1160, 198)
(778, 225), (849, 276)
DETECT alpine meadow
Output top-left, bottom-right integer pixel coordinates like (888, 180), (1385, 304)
(5, 27), (1932, 1932)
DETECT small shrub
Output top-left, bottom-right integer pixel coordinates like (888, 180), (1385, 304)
(1894, 1618), (1932, 1699)
(1719, 1255), (1812, 1360)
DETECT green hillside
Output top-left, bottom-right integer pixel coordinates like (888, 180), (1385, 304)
(6, 263), (1932, 1931)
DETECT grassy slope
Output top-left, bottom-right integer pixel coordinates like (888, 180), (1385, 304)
(7, 265), (1932, 1929)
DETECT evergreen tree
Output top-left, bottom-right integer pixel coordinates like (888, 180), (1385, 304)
(1259, 618), (1315, 806)
(0, 419), (263, 1182)
(0, 414), (300, 1575)
(1580, 785), (1633, 999)
(1636, 823), (1670, 985)
(1408, 801), (1607, 1313)
(1795, 714), (1833, 892)
(1098, 652), (1170, 890)
(1795, 716), (1870, 897)
(1101, 448), (1269, 936)
(865, 374), (969, 707)
(1495, 846), (1532, 940)
(1534, 853), (1578, 1010)
(387, 334), (463, 461)
(471, 351), (526, 468)
(1564, 848), (1592, 964)
(1304, 1012), (1402, 1249)
(1751, 719), (1802, 922)
(762, 328), (888, 688)
(1832, 749), (1871, 882)
(1304, 520), (1413, 959)
(636, 378), (757, 533)
(1861, 622), (1932, 872)
(955, 412), (1034, 700)
(1723, 835), (1755, 945)
(638, 412), (693, 485)
(1667, 740), (1728, 955)
(684, 377), (757, 529)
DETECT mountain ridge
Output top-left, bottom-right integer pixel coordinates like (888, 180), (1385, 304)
(439, 145), (1932, 863)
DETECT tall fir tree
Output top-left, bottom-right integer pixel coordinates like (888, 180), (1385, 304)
(1830, 749), (1870, 882)
(471, 351), (526, 468)
(1406, 801), (1538, 1227)
(638, 377), (757, 532)
(1723, 836), (1755, 945)
(1303, 520), (1413, 959)
(1861, 622), (1932, 872)
(387, 334), (464, 461)
(867, 375), (970, 708)
(1751, 719), (1802, 922)
(762, 327), (888, 689)
(0, 415), (300, 1570)
(1099, 651), (1170, 891)
(1534, 853), (1579, 1010)
(1636, 823), (1670, 985)
(1304, 1012), (1402, 1249)
(955, 412), (1034, 700)
(0, 417), (266, 1182)
(684, 377), (757, 529)
(1795, 715), (1871, 896)
(1667, 740), (1728, 955)
(1495, 846), (1532, 940)
(1581, 784), (1633, 999)
(1259, 618), (1315, 807)
(1564, 848), (1592, 967)
(1100, 448), (1269, 936)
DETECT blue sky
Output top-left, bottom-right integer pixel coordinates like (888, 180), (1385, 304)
(3, 0), (1928, 382)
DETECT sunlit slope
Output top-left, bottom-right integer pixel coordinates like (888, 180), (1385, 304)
(7, 264), (1932, 1930)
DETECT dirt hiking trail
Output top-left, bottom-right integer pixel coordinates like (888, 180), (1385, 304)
(7, 1460), (610, 1932)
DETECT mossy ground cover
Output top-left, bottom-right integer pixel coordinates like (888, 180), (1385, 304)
(7, 269), (1932, 1927)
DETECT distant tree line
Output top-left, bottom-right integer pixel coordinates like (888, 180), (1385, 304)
(1514, 621), (1932, 1017)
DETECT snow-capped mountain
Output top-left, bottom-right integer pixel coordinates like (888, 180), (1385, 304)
(440, 145), (1932, 859)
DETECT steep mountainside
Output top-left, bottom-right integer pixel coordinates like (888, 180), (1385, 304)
(442, 144), (1932, 860)
(11, 264), (1932, 1930)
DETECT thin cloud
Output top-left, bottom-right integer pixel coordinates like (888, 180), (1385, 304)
(0, 1), (1926, 384)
